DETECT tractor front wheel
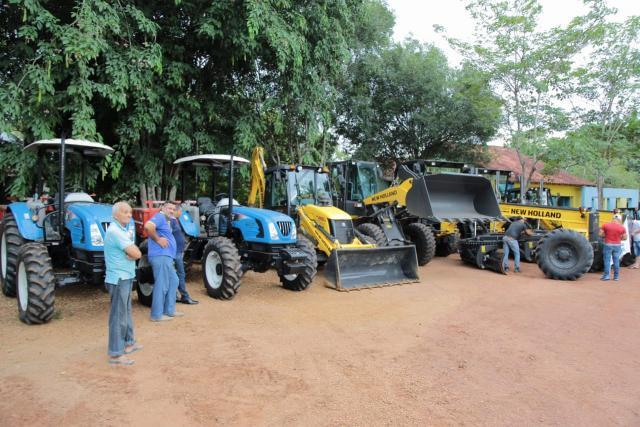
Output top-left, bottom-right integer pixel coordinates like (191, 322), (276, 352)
(135, 240), (154, 307)
(279, 236), (317, 291)
(1, 212), (25, 297)
(16, 243), (55, 324)
(202, 237), (241, 300)
(405, 222), (436, 266)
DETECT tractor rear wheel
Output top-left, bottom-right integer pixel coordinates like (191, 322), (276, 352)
(135, 240), (153, 307)
(1, 212), (25, 297)
(536, 229), (593, 280)
(405, 222), (436, 266)
(279, 236), (317, 291)
(16, 243), (55, 324)
(202, 237), (241, 299)
(357, 223), (387, 246)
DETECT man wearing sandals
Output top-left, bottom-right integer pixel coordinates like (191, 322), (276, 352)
(105, 202), (143, 365)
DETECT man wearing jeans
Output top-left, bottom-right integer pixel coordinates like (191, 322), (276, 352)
(502, 216), (533, 273)
(145, 202), (183, 321)
(600, 214), (627, 281)
(171, 204), (198, 304)
(105, 202), (142, 365)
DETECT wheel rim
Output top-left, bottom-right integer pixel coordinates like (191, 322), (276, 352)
(205, 251), (223, 289)
(137, 255), (153, 296)
(1, 232), (6, 279)
(17, 261), (28, 311)
(283, 273), (298, 281)
(549, 242), (578, 270)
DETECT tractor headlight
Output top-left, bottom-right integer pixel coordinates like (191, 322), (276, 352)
(90, 223), (104, 246)
(290, 226), (297, 239)
(268, 223), (279, 240)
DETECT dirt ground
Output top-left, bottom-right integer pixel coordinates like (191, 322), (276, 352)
(1, 256), (639, 426)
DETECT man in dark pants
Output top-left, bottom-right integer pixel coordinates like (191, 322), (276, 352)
(502, 216), (533, 273)
(171, 204), (198, 304)
(105, 201), (142, 365)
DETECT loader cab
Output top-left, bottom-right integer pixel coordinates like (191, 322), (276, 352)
(328, 160), (388, 217)
(264, 165), (333, 217)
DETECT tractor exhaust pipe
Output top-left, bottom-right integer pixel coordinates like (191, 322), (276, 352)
(58, 135), (65, 239)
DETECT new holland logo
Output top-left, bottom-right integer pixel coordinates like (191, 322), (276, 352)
(508, 208), (562, 219)
(370, 189), (397, 202)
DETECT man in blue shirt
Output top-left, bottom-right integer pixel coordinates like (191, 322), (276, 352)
(105, 202), (142, 365)
(172, 204), (198, 304)
(145, 201), (183, 321)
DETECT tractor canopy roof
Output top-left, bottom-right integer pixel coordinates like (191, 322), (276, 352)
(173, 154), (250, 168)
(265, 164), (328, 174)
(24, 139), (114, 157)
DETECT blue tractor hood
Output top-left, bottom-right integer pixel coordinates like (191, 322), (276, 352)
(230, 206), (297, 244)
(67, 202), (114, 223)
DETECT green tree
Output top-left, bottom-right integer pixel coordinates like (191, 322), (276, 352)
(439, 0), (610, 202)
(1, 1), (382, 202)
(570, 15), (640, 208)
(336, 39), (501, 161)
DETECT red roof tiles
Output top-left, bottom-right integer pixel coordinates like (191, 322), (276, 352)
(481, 146), (593, 186)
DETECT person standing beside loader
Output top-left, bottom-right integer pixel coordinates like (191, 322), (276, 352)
(629, 216), (640, 269)
(502, 216), (534, 273)
(600, 214), (627, 281)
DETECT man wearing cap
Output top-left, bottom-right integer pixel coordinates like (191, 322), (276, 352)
(502, 216), (533, 273)
(599, 214), (628, 281)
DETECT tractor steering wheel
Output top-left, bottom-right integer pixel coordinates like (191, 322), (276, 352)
(214, 193), (228, 202)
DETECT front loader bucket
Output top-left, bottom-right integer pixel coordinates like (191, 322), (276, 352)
(324, 245), (419, 291)
(405, 173), (501, 222)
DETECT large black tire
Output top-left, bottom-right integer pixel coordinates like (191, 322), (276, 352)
(621, 252), (636, 267)
(135, 240), (153, 307)
(15, 243), (55, 324)
(202, 236), (241, 299)
(356, 223), (387, 246)
(405, 222), (436, 266)
(435, 233), (459, 257)
(1, 212), (25, 297)
(279, 236), (317, 291)
(536, 229), (593, 280)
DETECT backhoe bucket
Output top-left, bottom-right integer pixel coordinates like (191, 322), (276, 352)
(324, 245), (419, 291)
(405, 173), (501, 222)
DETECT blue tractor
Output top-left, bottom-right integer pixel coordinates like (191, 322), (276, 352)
(0, 138), (124, 324)
(135, 154), (317, 301)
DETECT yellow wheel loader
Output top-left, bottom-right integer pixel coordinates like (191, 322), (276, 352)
(248, 148), (419, 291)
(328, 160), (503, 265)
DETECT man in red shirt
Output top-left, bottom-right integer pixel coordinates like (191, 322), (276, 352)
(599, 214), (628, 281)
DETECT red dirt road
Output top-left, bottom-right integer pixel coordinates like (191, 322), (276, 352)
(1, 257), (639, 426)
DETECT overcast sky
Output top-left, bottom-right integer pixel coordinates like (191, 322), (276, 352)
(387, 0), (640, 65)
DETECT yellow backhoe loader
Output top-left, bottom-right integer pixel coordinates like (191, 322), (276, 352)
(248, 148), (419, 291)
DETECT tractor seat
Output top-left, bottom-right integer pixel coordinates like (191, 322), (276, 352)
(216, 198), (240, 208)
(64, 192), (94, 203)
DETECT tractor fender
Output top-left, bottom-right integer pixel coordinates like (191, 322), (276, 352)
(5, 203), (42, 241)
(178, 210), (199, 238)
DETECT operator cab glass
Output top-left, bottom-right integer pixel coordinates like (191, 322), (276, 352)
(355, 162), (388, 199)
(265, 167), (332, 214)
